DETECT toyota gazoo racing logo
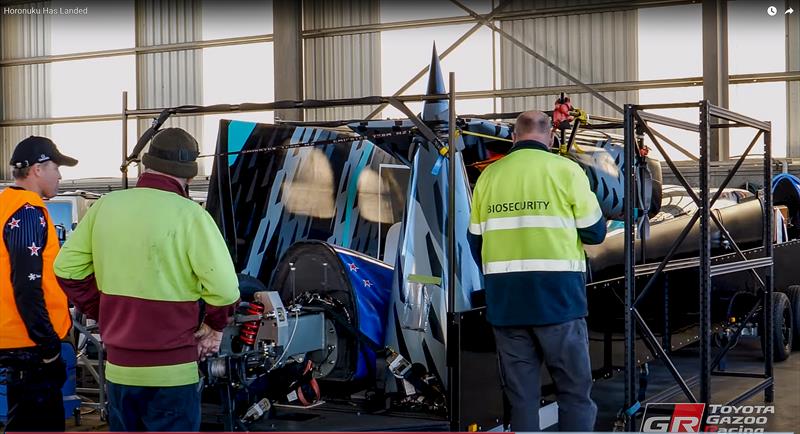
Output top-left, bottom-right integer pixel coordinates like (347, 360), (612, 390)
(703, 405), (773, 432)
(640, 403), (773, 432)
(641, 403), (705, 432)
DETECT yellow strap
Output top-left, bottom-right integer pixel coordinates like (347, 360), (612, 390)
(572, 108), (588, 124)
(559, 138), (569, 156)
(438, 129), (462, 156)
(459, 129), (513, 143)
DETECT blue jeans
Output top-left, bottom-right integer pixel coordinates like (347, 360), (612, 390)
(493, 318), (597, 431)
(107, 381), (200, 432)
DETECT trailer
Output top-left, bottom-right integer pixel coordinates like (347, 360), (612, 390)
(196, 112), (799, 431)
(101, 49), (800, 432)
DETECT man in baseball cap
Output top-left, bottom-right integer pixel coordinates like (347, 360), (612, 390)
(0, 136), (78, 431)
(9, 136), (78, 199)
(10, 135), (78, 168)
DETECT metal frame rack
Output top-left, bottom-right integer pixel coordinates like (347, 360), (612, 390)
(72, 320), (107, 421)
(622, 101), (774, 430)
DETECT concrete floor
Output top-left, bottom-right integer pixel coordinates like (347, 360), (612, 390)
(60, 338), (799, 432)
(592, 338), (800, 432)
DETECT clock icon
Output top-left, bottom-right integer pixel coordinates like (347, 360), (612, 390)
(767, 6), (778, 16)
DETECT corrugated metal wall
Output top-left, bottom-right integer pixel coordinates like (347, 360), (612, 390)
(499, 0), (638, 118)
(303, 0), (381, 121)
(135, 0), (204, 171)
(0, 2), (52, 180)
(788, 0), (799, 158)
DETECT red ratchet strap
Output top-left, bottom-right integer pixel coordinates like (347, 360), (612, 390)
(296, 360), (321, 406)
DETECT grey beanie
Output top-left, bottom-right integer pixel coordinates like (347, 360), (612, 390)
(141, 128), (200, 178)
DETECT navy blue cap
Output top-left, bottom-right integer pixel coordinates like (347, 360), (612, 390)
(10, 136), (78, 168)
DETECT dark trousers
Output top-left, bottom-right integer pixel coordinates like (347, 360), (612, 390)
(493, 318), (597, 432)
(107, 381), (200, 432)
(4, 363), (66, 432)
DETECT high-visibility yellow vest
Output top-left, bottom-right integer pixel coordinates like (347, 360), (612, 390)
(469, 144), (602, 275)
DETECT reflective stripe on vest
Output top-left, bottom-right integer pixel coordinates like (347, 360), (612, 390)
(469, 148), (602, 271)
(0, 187), (72, 349)
(470, 215), (577, 235)
(575, 207), (603, 229)
(483, 258), (586, 274)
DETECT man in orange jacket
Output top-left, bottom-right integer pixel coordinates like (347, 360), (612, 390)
(0, 136), (77, 431)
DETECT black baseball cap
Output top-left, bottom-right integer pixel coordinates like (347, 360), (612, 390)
(9, 136), (79, 168)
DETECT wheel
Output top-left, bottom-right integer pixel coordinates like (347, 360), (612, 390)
(761, 292), (793, 362)
(782, 285), (800, 349)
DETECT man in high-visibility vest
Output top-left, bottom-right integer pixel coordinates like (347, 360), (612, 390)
(468, 111), (606, 431)
(0, 136), (77, 431)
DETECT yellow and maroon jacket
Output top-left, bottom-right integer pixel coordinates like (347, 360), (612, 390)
(54, 173), (240, 387)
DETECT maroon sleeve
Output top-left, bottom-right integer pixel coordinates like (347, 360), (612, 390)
(57, 275), (101, 321)
(203, 301), (238, 332)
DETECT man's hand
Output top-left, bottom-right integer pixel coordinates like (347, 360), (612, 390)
(41, 341), (62, 364)
(41, 353), (67, 388)
(194, 323), (223, 361)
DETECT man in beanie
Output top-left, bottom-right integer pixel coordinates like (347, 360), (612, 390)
(1, 136), (76, 431)
(54, 128), (240, 431)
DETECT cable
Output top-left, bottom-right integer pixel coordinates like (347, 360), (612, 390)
(268, 263), (300, 372)
(0, 403), (19, 434)
(269, 307), (300, 371)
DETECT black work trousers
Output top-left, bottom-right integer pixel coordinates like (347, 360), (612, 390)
(107, 381), (201, 432)
(493, 318), (597, 432)
(3, 358), (66, 432)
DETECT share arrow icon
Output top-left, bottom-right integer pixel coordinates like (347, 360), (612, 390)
(787, 8), (795, 14)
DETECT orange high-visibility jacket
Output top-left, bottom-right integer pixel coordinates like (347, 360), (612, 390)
(0, 187), (71, 349)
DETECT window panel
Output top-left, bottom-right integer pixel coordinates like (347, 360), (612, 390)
(638, 84), (787, 161)
(728, 82), (787, 158)
(50, 56), (135, 117)
(202, 42), (274, 176)
(52, 120), (138, 180)
(727, 1), (786, 75)
(638, 4), (702, 80)
(380, 25), (493, 117)
(453, 97), (493, 116)
(202, 43), (274, 105)
(638, 86), (703, 162)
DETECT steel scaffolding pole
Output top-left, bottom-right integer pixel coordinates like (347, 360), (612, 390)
(623, 104), (638, 431)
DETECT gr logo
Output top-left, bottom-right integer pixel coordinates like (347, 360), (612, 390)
(641, 403), (706, 432)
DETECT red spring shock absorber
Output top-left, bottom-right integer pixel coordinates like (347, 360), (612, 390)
(239, 302), (264, 346)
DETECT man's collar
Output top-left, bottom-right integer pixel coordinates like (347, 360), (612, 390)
(510, 139), (550, 153)
(136, 172), (189, 197)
